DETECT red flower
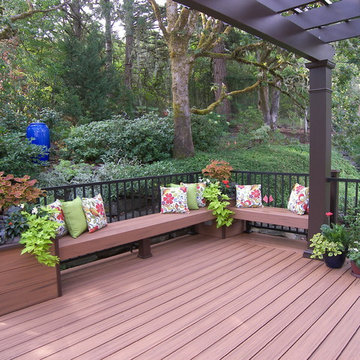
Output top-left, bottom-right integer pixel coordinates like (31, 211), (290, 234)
(251, 189), (261, 199)
(226, 185), (230, 188)
(163, 193), (174, 205)
(325, 212), (333, 217)
(96, 203), (105, 216)
(8, 222), (13, 225)
(222, 180), (229, 185)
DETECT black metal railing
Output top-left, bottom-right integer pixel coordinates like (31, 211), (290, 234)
(42, 172), (202, 222)
(327, 176), (360, 218)
(42, 170), (311, 235)
(232, 170), (309, 235)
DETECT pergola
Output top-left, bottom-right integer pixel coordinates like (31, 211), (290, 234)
(175, 0), (360, 240)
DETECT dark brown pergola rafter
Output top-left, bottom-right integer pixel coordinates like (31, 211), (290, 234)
(175, 0), (360, 61)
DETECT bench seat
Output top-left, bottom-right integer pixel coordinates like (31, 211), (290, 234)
(228, 206), (309, 230)
(58, 208), (216, 261)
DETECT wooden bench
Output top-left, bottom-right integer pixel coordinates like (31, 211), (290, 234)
(58, 207), (216, 261)
(228, 206), (309, 230)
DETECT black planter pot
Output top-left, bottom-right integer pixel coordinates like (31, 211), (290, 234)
(323, 252), (346, 268)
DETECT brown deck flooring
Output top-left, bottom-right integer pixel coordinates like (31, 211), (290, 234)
(0, 233), (359, 360)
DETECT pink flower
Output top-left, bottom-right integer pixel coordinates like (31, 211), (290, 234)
(326, 212), (333, 217)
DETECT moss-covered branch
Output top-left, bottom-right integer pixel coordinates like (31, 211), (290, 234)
(191, 80), (261, 115)
(0, 1), (70, 40)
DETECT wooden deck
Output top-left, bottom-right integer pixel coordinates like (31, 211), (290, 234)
(0, 232), (359, 359)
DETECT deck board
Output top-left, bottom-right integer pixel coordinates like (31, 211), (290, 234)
(0, 232), (359, 360)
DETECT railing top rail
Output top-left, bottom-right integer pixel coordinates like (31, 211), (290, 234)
(42, 171), (203, 191)
(231, 170), (309, 177)
(327, 177), (360, 183)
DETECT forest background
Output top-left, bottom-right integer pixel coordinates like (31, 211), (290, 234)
(1, 0), (360, 187)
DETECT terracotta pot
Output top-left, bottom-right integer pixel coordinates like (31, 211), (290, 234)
(350, 260), (360, 278)
(323, 252), (346, 268)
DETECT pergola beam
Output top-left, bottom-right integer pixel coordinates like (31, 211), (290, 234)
(175, 0), (335, 61)
(288, 0), (360, 29)
(257, 0), (317, 13)
(310, 18), (360, 42)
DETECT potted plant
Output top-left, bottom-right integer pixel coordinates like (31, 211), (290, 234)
(201, 161), (234, 228)
(0, 172), (61, 316)
(344, 209), (360, 277)
(347, 242), (360, 277)
(309, 212), (349, 268)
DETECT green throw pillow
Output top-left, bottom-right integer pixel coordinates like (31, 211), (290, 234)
(61, 197), (88, 238)
(169, 183), (199, 210)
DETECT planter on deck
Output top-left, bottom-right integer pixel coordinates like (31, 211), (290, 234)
(0, 242), (61, 316)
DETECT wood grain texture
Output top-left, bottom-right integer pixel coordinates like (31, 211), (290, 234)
(59, 208), (216, 260)
(229, 206), (309, 229)
(0, 233), (358, 359)
(0, 245), (59, 316)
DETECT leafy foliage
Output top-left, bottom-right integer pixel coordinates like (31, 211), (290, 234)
(0, 172), (45, 213)
(20, 207), (60, 267)
(191, 113), (229, 151)
(203, 182), (234, 228)
(202, 160), (233, 181)
(0, 131), (47, 178)
(3, 206), (29, 243)
(62, 113), (173, 163)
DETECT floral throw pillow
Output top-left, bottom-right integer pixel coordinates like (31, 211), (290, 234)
(236, 184), (262, 208)
(287, 183), (309, 215)
(196, 182), (207, 208)
(160, 186), (189, 213)
(47, 199), (68, 237)
(82, 194), (107, 233)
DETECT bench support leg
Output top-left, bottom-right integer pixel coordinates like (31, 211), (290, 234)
(138, 238), (152, 259)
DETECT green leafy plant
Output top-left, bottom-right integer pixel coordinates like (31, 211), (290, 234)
(309, 213), (349, 259)
(309, 232), (346, 259)
(203, 182), (234, 228)
(3, 207), (29, 243)
(19, 207), (60, 267)
(0, 173), (45, 213)
(348, 241), (360, 267)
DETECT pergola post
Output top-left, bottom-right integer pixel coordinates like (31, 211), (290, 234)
(305, 60), (335, 256)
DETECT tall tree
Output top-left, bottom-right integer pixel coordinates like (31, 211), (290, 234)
(149, 0), (233, 158)
(212, 23), (231, 119)
(100, 0), (113, 69)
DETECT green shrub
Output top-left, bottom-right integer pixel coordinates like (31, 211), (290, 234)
(62, 113), (173, 163)
(191, 113), (229, 151)
(0, 130), (46, 178)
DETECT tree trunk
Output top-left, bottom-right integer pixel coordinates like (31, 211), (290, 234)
(102, 0), (113, 70)
(212, 23), (231, 118)
(123, 0), (134, 89)
(70, 0), (82, 39)
(269, 81), (280, 129)
(169, 42), (195, 158)
(258, 80), (280, 130)
(258, 83), (271, 126)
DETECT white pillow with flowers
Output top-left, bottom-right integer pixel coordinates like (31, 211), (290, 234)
(236, 184), (262, 208)
(287, 183), (309, 215)
(82, 194), (107, 233)
(160, 186), (189, 213)
(47, 199), (68, 237)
